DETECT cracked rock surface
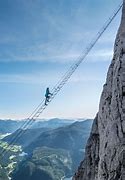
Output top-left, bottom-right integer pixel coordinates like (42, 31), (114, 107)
(73, 1), (125, 180)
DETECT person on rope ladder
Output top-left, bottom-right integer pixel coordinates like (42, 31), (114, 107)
(45, 87), (52, 105)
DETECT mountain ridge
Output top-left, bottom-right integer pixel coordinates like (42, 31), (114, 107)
(0, 118), (82, 134)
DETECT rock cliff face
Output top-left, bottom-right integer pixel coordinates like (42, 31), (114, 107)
(74, 1), (125, 180)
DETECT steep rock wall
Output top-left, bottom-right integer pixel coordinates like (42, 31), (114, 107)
(74, 1), (125, 180)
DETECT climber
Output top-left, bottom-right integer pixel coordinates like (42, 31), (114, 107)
(45, 87), (52, 105)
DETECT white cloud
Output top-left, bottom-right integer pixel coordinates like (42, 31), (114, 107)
(0, 44), (113, 65)
(69, 76), (103, 83)
(0, 69), (105, 85)
(87, 49), (113, 62)
(0, 73), (55, 84)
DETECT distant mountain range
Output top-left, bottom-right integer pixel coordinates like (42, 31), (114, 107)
(3, 119), (93, 177)
(1, 118), (93, 179)
(24, 120), (93, 154)
(4, 127), (51, 147)
(0, 118), (77, 134)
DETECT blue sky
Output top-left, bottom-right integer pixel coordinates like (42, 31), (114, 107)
(0, 0), (122, 119)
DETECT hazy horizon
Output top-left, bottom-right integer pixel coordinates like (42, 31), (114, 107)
(0, 117), (93, 121)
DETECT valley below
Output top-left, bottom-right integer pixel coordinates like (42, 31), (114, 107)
(0, 118), (92, 180)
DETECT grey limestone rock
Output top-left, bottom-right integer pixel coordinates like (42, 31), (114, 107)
(73, 1), (125, 179)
